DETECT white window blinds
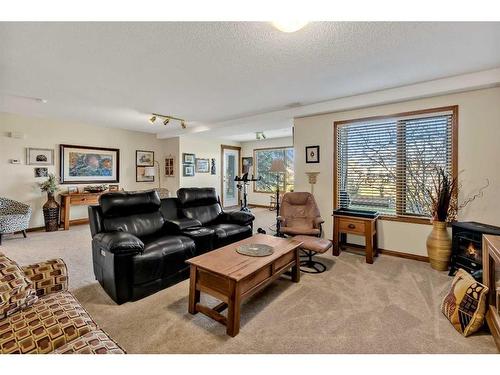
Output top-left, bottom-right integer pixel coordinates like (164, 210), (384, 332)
(336, 109), (455, 217)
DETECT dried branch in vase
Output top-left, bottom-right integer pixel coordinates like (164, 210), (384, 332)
(426, 167), (489, 222)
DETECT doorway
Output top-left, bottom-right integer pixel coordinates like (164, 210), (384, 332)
(221, 145), (241, 208)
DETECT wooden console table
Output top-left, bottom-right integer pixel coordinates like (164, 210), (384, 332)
(60, 192), (104, 230)
(333, 213), (378, 264)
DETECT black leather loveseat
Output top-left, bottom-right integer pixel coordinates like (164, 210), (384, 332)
(88, 188), (254, 304)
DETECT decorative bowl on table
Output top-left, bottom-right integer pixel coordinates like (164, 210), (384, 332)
(84, 185), (108, 193)
(235, 244), (274, 257)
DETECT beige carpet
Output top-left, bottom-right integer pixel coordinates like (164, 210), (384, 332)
(1, 208), (497, 353)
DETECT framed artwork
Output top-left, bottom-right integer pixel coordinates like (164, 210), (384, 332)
(136, 150), (154, 167)
(165, 156), (175, 177)
(27, 148), (54, 165)
(108, 184), (120, 192)
(182, 153), (195, 164)
(60, 144), (120, 184)
(306, 145), (320, 163)
(183, 164), (195, 177)
(136, 166), (154, 182)
(34, 167), (48, 178)
(67, 186), (78, 194)
(242, 157), (253, 174)
(195, 158), (210, 173)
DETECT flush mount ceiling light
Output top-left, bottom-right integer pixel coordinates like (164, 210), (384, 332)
(256, 132), (266, 140)
(149, 113), (187, 129)
(272, 20), (308, 33)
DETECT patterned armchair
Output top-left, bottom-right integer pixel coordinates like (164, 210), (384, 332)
(0, 198), (32, 245)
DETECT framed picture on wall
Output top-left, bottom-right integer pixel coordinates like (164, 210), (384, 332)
(183, 164), (195, 177)
(60, 144), (120, 184)
(27, 148), (54, 165)
(136, 166), (154, 182)
(182, 153), (195, 164)
(34, 167), (48, 178)
(306, 145), (320, 163)
(195, 158), (210, 173)
(136, 150), (154, 167)
(242, 157), (253, 174)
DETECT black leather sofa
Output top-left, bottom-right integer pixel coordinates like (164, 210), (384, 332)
(88, 188), (254, 304)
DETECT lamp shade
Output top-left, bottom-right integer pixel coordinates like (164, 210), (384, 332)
(270, 159), (286, 173)
(144, 166), (156, 177)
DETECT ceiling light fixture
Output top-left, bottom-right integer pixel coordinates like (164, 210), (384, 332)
(272, 20), (308, 33)
(149, 113), (187, 129)
(256, 132), (266, 140)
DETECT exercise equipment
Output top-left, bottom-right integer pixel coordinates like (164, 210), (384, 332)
(234, 173), (261, 212)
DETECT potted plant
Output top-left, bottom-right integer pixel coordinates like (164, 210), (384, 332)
(39, 173), (60, 232)
(426, 168), (488, 271)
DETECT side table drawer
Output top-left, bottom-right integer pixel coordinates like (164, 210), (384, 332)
(338, 218), (365, 235)
(70, 195), (99, 205)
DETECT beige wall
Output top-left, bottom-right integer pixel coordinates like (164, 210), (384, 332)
(0, 112), (180, 228)
(294, 87), (500, 256)
(241, 136), (294, 207)
(178, 135), (240, 199)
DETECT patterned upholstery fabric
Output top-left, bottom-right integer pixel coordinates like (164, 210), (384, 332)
(22, 258), (68, 297)
(0, 291), (97, 354)
(54, 329), (125, 354)
(0, 198), (32, 234)
(0, 253), (38, 319)
(441, 268), (489, 337)
(1, 257), (125, 354)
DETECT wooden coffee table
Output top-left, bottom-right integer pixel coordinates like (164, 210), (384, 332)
(186, 234), (302, 337)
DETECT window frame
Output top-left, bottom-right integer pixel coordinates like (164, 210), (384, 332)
(333, 105), (458, 225)
(253, 146), (295, 193)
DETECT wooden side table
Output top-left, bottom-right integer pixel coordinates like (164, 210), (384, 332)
(333, 213), (378, 264)
(60, 192), (104, 230)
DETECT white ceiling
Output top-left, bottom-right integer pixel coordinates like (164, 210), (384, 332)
(1, 22), (500, 141)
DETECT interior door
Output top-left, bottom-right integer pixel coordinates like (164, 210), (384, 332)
(221, 146), (240, 208)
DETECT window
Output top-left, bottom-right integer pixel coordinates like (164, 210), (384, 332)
(335, 106), (457, 220)
(254, 147), (294, 193)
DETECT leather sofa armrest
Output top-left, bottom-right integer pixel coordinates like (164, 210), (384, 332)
(165, 218), (202, 232)
(93, 232), (144, 255)
(22, 259), (68, 297)
(221, 211), (255, 226)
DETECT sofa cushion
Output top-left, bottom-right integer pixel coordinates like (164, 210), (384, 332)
(441, 269), (489, 337)
(0, 253), (38, 320)
(207, 223), (252, 242)
(0, 291), (97, 354)
(53, 329), (125, 354)
(100, 190), (161, 217)
(177, 188), (222, 225)
(132, 235), (196, 285)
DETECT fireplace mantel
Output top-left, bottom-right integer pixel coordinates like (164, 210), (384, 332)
(482, 235), (500, 351)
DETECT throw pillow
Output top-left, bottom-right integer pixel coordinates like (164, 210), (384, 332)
(0, 253), (38, 319)
(441, 268), (489, 337)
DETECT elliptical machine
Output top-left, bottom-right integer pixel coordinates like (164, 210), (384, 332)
(234, 173), (261, 212)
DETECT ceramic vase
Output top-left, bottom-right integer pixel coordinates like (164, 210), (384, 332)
(426, 220), (452, 271)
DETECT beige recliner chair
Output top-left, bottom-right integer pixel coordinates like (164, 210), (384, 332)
(278, 192), (332, 273)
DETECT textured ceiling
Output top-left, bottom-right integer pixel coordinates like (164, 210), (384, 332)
(1, 22), (500, 140)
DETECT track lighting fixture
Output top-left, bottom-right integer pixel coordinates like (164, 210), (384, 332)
(148, 113), (187, 129)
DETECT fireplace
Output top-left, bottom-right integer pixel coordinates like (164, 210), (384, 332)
(449, 222), (500, 281)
